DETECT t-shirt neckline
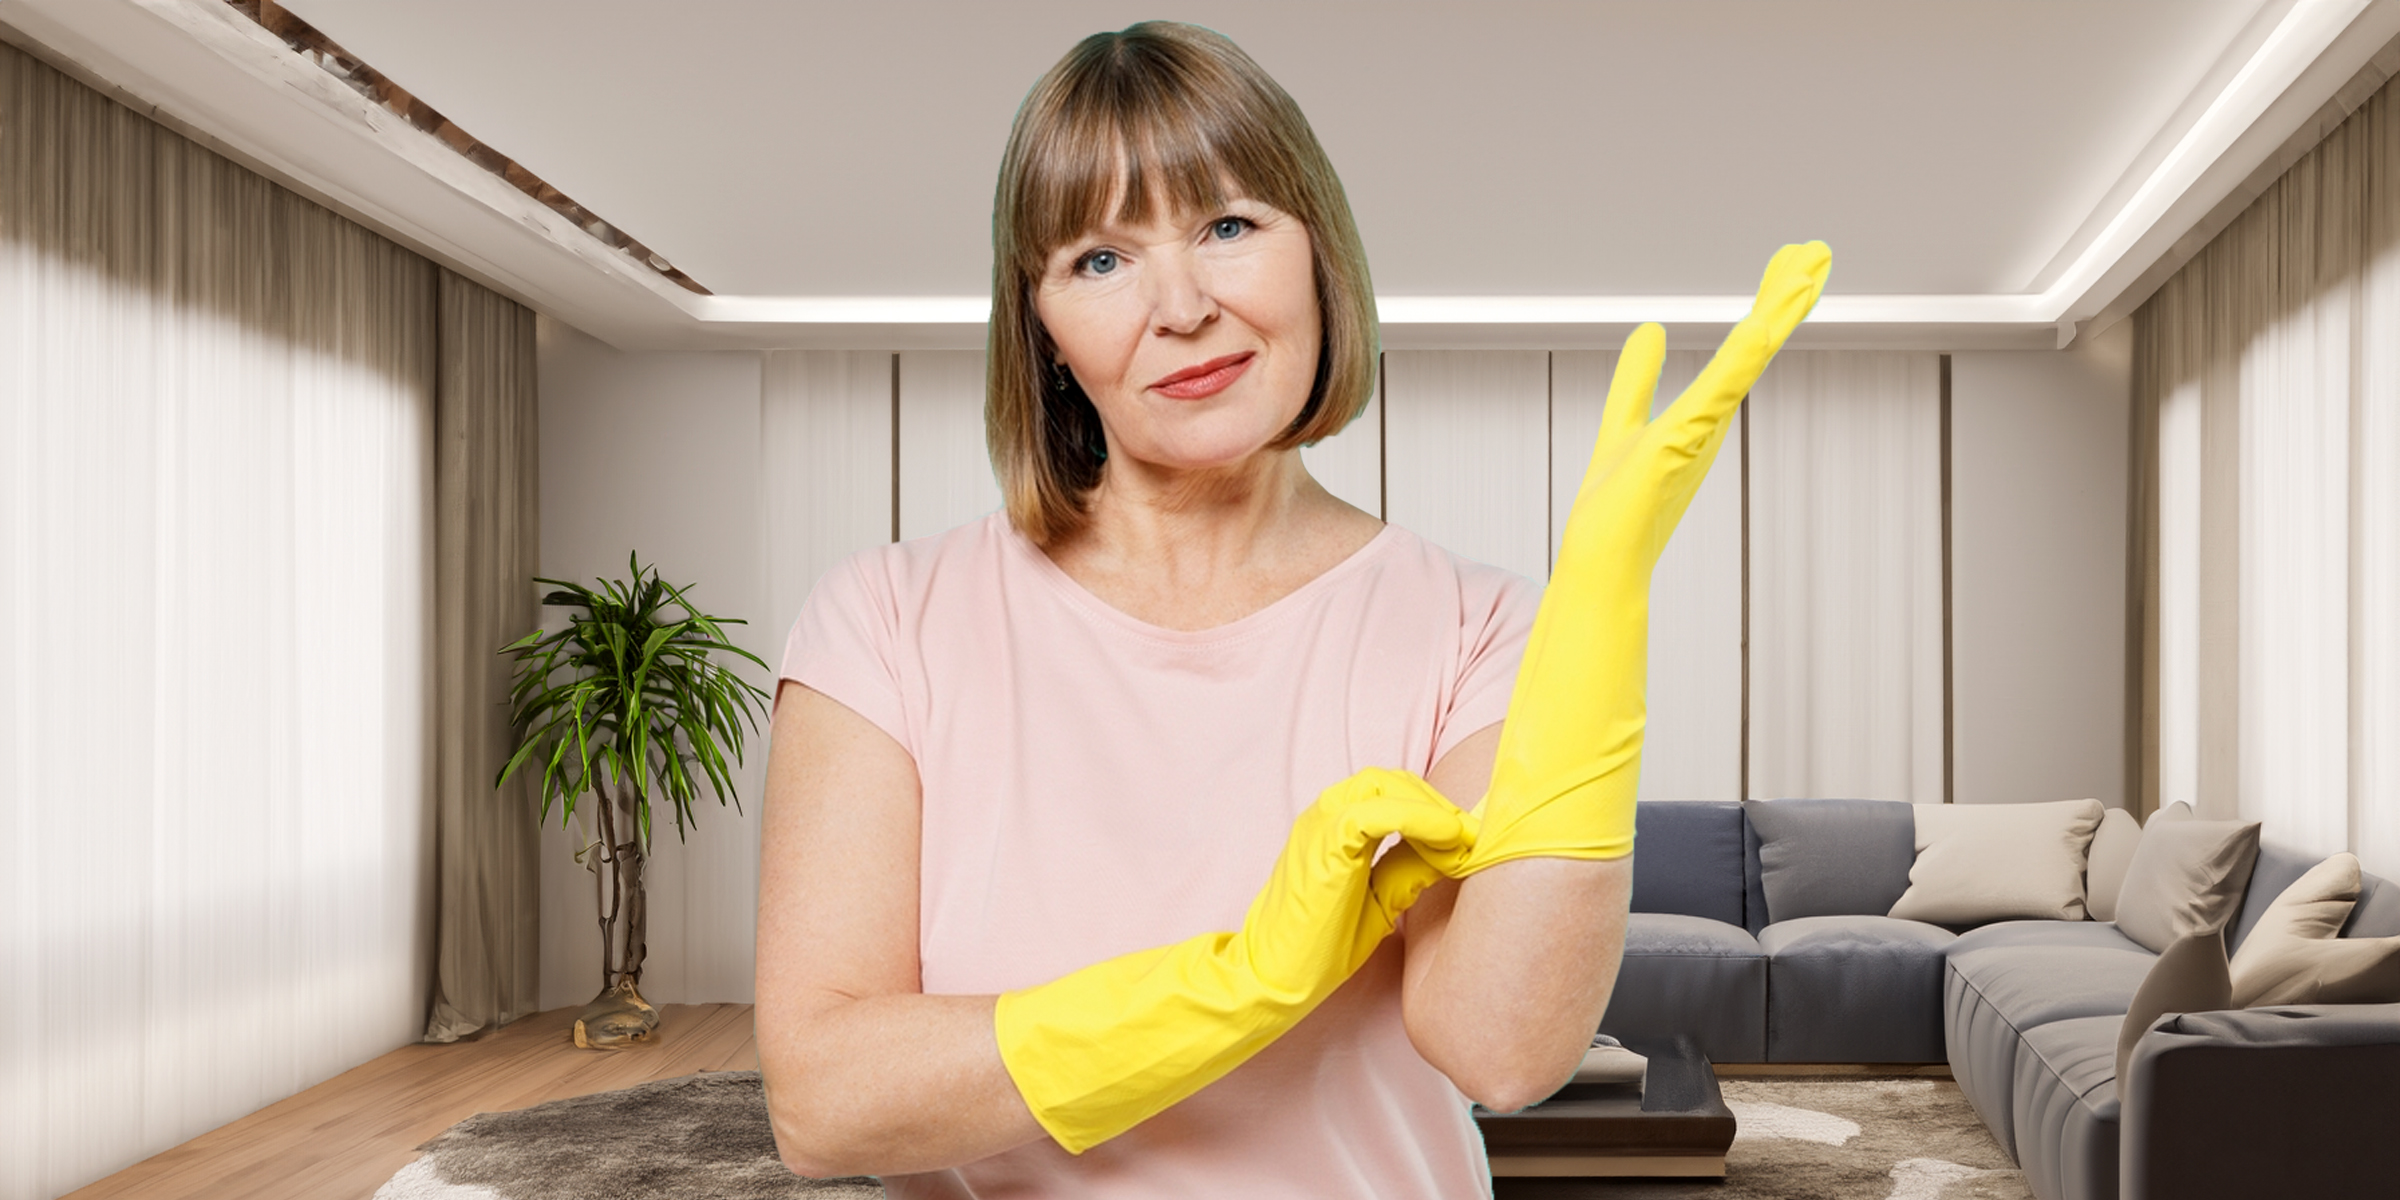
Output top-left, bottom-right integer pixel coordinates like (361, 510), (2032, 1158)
(997, 513), (1401, 646)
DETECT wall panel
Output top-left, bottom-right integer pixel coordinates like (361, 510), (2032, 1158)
(1746, 351), (1945, 803)
(534, 319), (767, 1010)
(898, 350), (1000, 540)
(1300, 372), (1383, 517)
(1383, 350), (1550, 582)
(763, 350), (896, 653)
(1950, 332), (2130, 807)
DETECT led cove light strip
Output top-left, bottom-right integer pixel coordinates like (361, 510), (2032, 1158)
(691, 0), (2364, 329)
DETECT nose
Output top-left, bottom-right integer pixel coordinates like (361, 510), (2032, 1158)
(1147, 248), (1218, 337)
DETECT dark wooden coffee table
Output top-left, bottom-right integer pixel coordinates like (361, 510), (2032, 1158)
(1475, 1035), (1737, 1185)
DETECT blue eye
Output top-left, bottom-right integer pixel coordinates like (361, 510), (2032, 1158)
(1211, 216), (1251, 240)
(1078, 249), (1119, 276)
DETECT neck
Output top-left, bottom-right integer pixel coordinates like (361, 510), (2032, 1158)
(1070, 447), (1315, 576)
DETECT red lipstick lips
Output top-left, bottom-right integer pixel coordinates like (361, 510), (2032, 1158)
(1151, 352), (1253, 400)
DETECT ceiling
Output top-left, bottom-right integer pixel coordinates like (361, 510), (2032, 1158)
(6, 0), (2400, 348)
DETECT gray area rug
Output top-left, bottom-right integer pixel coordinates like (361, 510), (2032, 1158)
(373, 1071), (877, 1200)
(376, 1071), (2027, 1200)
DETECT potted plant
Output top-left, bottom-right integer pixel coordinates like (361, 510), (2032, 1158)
(496, 553), (772, 1048)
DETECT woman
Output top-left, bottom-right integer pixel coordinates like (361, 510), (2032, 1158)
(756, 20), (1822, 1198)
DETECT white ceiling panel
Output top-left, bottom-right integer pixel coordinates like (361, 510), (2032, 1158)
(280, 0), (2267, 297)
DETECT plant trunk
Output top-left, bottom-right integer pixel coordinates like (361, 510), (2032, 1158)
(619, 783), (648, 985)
(573, 774), (658, 1049)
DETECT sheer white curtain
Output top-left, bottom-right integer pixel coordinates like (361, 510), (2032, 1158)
(1745, 351), (1946, 802)
(0, 42), (439, 1199)
(2138, 76), (2400, 876)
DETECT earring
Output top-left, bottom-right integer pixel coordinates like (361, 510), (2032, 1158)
(1050, 363), (1072, 393)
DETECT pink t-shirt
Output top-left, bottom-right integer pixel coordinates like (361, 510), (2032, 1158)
(779, 513), (1536, 1199)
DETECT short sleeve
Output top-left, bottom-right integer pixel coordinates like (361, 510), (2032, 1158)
(778, 551), (914, 757)
(1432, 562), (1539, 766)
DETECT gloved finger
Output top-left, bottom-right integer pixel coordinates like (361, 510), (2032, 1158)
(1591, 323), (1666, 472)
(1365, 842), (1445, 924)
(1331, 788), (1471, 860)
(1656, 241), (1830, 447)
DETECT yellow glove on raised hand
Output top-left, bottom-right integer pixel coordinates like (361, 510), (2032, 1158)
(1457, 242), (1831, 872)
(994, 767), (1471, 1154)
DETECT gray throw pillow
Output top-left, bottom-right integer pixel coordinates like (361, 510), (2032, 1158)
(2228, 853), (2400, 1006)
(2113, 818), (2261, 954)
(2117, 927), (2231, 1085)
(2085, 808), (2142, 922)
(1741, 799), (1916, 923)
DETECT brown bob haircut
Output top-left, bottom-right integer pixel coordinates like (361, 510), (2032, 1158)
(987, 21), (1379, 545)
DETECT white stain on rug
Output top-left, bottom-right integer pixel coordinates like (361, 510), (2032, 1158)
(1886, 1156), (2009, 1200)
(372, 1158), (508, 1200)
(1726, 1099), (1862, 1145)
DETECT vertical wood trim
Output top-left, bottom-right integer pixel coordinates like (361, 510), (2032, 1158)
(1941, 353), (1955, 803)
(1740, 399), (1751, 802)
(1546, 352), (1556, 570)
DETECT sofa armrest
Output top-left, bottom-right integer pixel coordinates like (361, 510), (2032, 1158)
(2121, 1003), (2400, 1200)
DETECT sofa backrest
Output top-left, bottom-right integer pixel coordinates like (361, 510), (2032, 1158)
(1741, 798), (1918, 931)
(1629, 801), (1749, 928)
(2230, 840), (2400, 955)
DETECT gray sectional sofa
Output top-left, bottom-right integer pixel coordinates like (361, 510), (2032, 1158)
(1599, 799), (2400, 1200)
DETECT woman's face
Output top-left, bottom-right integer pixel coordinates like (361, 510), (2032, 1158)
(1033, 192), (1320, 478)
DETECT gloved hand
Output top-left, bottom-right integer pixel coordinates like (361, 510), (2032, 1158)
(1452, 242), (1831, 872)
(994, 767), (1472, 1153)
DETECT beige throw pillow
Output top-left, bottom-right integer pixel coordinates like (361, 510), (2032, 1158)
(2227, 853), (2400, 1006)
(2085, 808), (2142, 922)
(1888, 799), (2105, 924)
(2116, 928), (2231, 1085)
(2112, 818), (2260, 954)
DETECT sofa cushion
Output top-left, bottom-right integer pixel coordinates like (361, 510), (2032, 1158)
(1950, 918), (2159, 957)
(2116, 929), (2230, 1086)
(1891, 799), (2105, 925)
(2348, 873), (2400, 937)
(2229, 840), (2323, 955)
(1760, 915), (1954, 1062)
(2013, 1015), (2122, 1200)
(1741, 798), (1915, 923)
(1948, 924), (2157, 1032)
(1629, 801), (1748, 927)
(1600, 912), (1766, 1064)
(2115, 818), (2260, 953)
(2085, 807), (2143, 923)
(2229, 854), (2400, 1007)
(1946, 964), (2030, 1166)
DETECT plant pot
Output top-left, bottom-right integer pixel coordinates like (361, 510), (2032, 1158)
(572, 978), (660, 1049)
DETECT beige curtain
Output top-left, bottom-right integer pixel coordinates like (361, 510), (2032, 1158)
(1, 37), (439, 1200)
(1, 34), (540, 1197)
(423, 270), (541, 1043)
(2134, 73), (2400, 876)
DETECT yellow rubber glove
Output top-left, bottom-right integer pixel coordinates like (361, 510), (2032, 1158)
(994, 767), (1471, 1154)
(1454, 242), (1831, 872)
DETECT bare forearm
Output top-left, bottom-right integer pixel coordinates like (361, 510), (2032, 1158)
(1401, 854), (1631, 1113)
(759, 992), (1044, 1177)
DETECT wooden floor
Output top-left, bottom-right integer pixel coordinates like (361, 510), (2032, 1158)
(65, 1003), (761, 1200)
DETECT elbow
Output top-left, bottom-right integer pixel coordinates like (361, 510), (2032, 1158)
(1430, 1036), (1584, 1118)
(772, 1110), (868, 1180)
(765, 1069), (871, 1179)
(1456, 1060), (1577, 1116)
